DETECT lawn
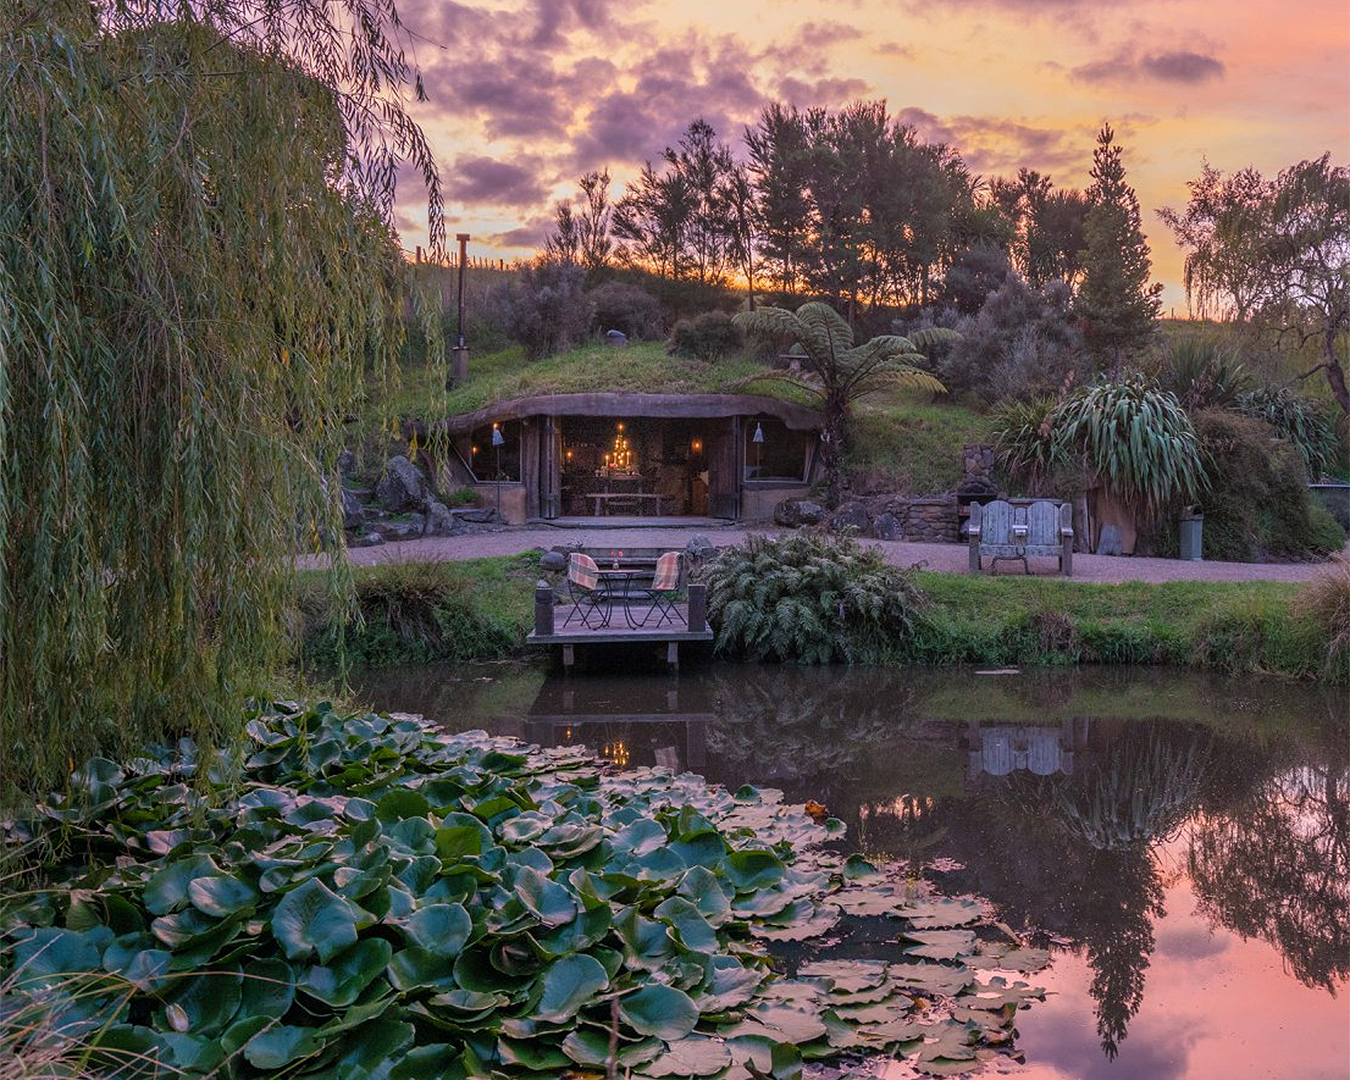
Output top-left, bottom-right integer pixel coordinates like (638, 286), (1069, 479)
(847, 392), (997, 494)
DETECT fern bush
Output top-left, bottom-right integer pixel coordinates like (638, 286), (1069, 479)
(700, 533), (926, 663)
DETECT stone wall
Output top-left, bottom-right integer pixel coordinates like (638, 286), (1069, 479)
(866, 495), (959, 543)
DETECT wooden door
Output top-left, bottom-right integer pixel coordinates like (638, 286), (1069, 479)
(707, 417), (740, 519)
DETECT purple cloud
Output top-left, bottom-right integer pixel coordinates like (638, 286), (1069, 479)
(1073, 48), (1225, 85)
(444, 155), (549, 206)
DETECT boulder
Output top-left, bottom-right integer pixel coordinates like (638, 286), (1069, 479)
(425, 498), (467, 537)
(827, 501), (872, 536)
(685, 535), (716, 562)
(375, 455), (427, 513)
(342, 488), (365, 530)
(873, 511), (902, 540)
(372, 519), (424, 542)
(539, 550), (568, 572)
(352, 531), (384, 548)
(456, 507), (496, 524)
(1097, 524), (1124, 556)
(338, 449), (357, 477)
(773, 498), (826, 528)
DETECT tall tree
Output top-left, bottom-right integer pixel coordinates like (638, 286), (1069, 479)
(577, 169), (613, 273)
(744, 104), (815, 295)
(1157, 161), (1272, 321)
(733, 304), (953, 507)
(0, 0), (437, 794)
(544, 201), (580, 265)
(1075, 124), (1163, 367)
(1160, 155), (1349, 413)
(1259, 156), (1350, 413)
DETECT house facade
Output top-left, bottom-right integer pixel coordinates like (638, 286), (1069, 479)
(427, 392), (824, 523)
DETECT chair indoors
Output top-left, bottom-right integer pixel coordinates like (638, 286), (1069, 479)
(563, 553), (607, 628)
(633, 551), (682, 628)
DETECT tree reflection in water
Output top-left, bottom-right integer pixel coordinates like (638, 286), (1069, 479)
(1189, 758), (1350, 993)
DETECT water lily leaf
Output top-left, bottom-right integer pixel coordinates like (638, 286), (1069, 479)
(901, 929), (978, 961)
(677, 867), (731, 925)
(302, 937), (392, 1006)
(512, 867), (577, 928)
(388, 945), (458, 993)
(376, 789), (431, 822)
(271, 877), (359, 962)
(187, 874), (258, 918)
(241, 957), (295, 1018)
(654, 897), (718, 953)
(401, 902), (472, 957)
(536, 953), (610, 1022)
(798, 960), (888, 994)
(738, 1003), (828, 1044)
(11, 927), (111, 993)
(242, 1023), (321, 1069)
(842, 854), (884, 882)
(434, 824), (486, 862)
(498, 811), (551, 844)
(891, 963), (975, 997)
(143, 855), (218, 916)
(331, 1017), (415, 1080)
(621, 984), (700, 1041)
(965, 946), (1051, 974)
(162, 967), (242, 1035)
(898, 898), (984, 930)
(611, 817), (669, 857)
(498, 1036), (572, 1070)
(723, 849), (784, 892)
(117, 948), (173, 992)
(616, 909), (676, 970)
(643, 1034), (733, 1077)
(959, 976), (1044, 1010)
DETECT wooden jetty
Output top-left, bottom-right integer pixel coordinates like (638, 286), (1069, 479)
(526, 583), (714, 670)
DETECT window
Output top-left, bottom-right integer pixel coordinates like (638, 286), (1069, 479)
(743, 417), (809, 482)
(467, 421), (521, 482)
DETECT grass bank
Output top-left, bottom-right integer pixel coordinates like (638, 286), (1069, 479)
(295, 555), (1348, 684)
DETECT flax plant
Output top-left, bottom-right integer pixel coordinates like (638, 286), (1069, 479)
(0, 0), (441, 797)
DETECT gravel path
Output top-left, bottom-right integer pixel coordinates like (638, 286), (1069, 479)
(311, 525), (1344, 585)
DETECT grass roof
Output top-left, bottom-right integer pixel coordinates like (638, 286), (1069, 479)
(377, 342), (816, 423)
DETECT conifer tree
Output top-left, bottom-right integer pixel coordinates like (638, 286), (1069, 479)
(1076, 124), (1163, 367)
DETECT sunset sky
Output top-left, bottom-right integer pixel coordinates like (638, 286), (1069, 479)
(394, 0), (1349, 309)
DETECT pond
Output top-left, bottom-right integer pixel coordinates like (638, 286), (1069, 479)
(352, 663), (1350, 1080)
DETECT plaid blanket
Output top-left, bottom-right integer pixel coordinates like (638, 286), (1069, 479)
(651, 551), (681, 591)
(568, 553), (600, 591)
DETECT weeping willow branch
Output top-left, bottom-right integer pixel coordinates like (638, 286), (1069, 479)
(0, 1), (440, 797)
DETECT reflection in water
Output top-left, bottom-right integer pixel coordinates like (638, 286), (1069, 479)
(352, 663), (1349, 1073)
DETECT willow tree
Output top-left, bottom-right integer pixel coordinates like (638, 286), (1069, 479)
(0, 1), (441, 796)
(733, 303), (951, 507)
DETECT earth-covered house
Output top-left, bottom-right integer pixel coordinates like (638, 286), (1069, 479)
(427, 391), (824, 524)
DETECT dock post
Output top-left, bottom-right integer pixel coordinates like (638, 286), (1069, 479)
(666, 641), (679, 670)
(686, 584), (706, 633)
(562, 644), (574, 671)
(534, 580), (555, 636)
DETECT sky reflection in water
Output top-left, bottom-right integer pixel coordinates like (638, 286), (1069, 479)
(354, 663), (1349, 1079)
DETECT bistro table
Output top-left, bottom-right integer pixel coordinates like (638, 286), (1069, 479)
(595, 567), (645, 628)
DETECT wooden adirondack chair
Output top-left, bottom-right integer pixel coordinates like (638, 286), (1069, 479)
(968, 499), (1074, 576)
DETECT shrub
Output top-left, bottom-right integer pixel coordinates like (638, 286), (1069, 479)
(445, 485), (479, 507)
(997, 377), (1205, 517)
(700, 533), (927, 663)
(1295, 557), (1350, 680)
(298, 559), (529, 666)
(668, 310), (744, 361)
(1174, 409), (1346, 562)
(1234, 385), (1341, 478)
(586, 280), (663, 340)
(939, 276), (1087, 401)
(1159, 337), (1249, 410)
(494, 259), (592, 359)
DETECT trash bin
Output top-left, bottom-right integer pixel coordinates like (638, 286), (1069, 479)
(1179, 507), (1203, 561)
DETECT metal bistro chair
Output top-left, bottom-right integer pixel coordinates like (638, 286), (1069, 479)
(563, 553), (607, 628)
(634, 551), (682, 628)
